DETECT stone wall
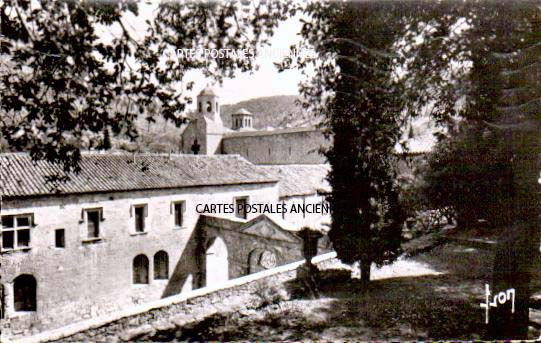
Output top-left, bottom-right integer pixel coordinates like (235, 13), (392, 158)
(200, 217), (304, 279)
(180, 118), (206, 154)
(0, 182), (279, 340)
(221, 128), (329, 165)
(15, 252), (337, 343)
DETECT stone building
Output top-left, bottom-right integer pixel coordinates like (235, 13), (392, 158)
(0, 153), (329, 339)
(180, 86), (330, 165)
(180, 86), (332, 230)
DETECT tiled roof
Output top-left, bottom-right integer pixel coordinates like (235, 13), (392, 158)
(260, 164), (330, 198)
(223, 126), (319, 138)
(0, 153), (278, 198)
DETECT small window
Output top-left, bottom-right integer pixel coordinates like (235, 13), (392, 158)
(134, 205), (147, 233)
(86, 209), (102, 239)
(16, 216), (30, 227)
(206, 101), (212, 112)
(289, 146), (292, 156)
(18, 230), (30, 247)
(2, 216), (14, 228)
(235, 196), (249, 220)
(268, 148), (271, 156)
(173, 201), (185, 227)
(55, 229), (65, 248)
(14, 274), (36, 311)
(154, 251), (169, 280)
(198, 102), (202, 113)
(1, 214), (33, 251)
(133, 254), (149, 284)
(215, 101), (218, 112)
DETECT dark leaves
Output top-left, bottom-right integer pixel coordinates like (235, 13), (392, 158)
(1, 0), (293, 173)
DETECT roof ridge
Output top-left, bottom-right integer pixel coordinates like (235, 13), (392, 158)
(1, 153), (277, 198)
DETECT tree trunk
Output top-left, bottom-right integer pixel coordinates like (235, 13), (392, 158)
(485, 41), (541, 339)
(360, 258), (372, 283)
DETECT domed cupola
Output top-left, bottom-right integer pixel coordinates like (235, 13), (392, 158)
(231, 108), (253, 130)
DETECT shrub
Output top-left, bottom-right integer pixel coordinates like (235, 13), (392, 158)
(252, 281), (290, 309)
(421, 125), (512, 228)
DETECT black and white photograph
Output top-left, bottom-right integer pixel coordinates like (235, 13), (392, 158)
(0, 0), (540, 341)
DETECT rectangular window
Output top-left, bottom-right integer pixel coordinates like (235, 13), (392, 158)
(1, 214), (33, 251)
(235, 196), (249, 220)
(134, 205), (146, 233)
(17, 229), (30, 247)
(86, 209), (101, 238)
(173, 201), (184, 227)
(55, 229), (65, 248)
(2, 231), (14, 249)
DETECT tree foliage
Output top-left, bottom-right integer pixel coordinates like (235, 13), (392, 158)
(422, 124), (513, 228)
(289, 0), (540, 280)
(290, 1), (415, 280)
(0, 0), (292, 174)
(419, 1), (540, 229)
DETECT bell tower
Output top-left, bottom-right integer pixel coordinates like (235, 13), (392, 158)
(197, 85), (222, 124)
(181, 85), (225, 155)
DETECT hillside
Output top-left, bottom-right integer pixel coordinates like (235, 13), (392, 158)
(110, 95), (315, 153)
(220, 95), (320, 129)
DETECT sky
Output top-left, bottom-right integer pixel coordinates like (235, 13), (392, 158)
(186, 17), (307, 105)
(119, 2), (308, 106)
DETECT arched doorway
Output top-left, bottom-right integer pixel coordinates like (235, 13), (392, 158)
(205, 236), (228, 286)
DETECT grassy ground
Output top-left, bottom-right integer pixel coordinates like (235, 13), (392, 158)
(148, 243), (506, 341)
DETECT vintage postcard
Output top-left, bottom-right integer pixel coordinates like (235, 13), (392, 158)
(1, 0), (540, 341)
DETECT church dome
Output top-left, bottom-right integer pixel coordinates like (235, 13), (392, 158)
(198, 85), (217, 97)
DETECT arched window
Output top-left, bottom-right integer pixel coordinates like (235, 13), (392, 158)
(133, 254), (149, 284)
(154, 251), (169, 280)
(206, 101), (212, 112)
(198, 102), (202, 113)
(13, 274), (36, 311)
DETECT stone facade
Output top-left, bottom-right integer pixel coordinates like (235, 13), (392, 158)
(222, 128), (328, 165)
(0, 181), (287, 339)
(198, 215), (304, 279)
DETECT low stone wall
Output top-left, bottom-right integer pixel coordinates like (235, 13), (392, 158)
(10, 252), (337, 343)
